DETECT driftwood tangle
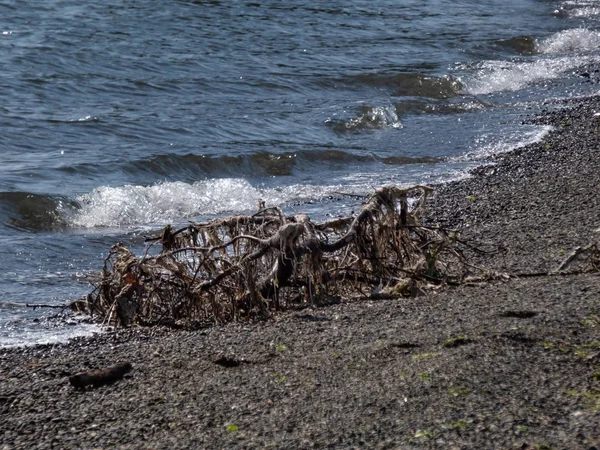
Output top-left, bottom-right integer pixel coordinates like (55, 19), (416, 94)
(80, 185), (493, 328)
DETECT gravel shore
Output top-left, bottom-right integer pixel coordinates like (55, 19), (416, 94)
(2, 97), (600, 449)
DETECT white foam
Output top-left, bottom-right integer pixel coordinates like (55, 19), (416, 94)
(454, 125), (553, 162)
(458, 28), (600, 96)
(460, 54), (595, 95)
(0, 322), (101, 348)
(70, 179), (266, 228)
(65, 178), (368, 228)
(538, 28), (600, 54)
(569, 7), (600, 19)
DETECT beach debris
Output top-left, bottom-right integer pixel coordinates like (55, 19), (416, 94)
(442, 336), (471, 348)
(69, 362), (133, 388)
(25, 303), (68, 311)
(77, 185), (493, 328)
(213, 353), (242, 368)
(556, 243), (599, 272)
(499, 310), (537, 319)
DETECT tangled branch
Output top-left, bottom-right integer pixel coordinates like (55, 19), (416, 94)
(78, 185), (497, 328)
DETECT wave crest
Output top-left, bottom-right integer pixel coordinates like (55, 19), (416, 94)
(495, 36), (537, 55)
(0, 192), (73, 231)
(69, 179), (271, 228)
(538, 28), (600, 54)
(341, 73), (463, 99)
(460, 54), (595, 95)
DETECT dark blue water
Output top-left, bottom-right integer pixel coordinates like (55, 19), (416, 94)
(2, 0), (600, 346)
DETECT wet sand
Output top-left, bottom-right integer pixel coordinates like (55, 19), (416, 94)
(2, 97), (600, 449)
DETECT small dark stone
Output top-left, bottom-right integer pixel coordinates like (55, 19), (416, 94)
(213, 353), (241, 368)
(500, 310), (537, 319)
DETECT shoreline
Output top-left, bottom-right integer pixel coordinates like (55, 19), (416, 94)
(2, 97), (600, 449)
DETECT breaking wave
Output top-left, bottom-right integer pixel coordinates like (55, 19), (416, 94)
(2, 154), (442, 231)
(69, 179), (277, 228)
(0, 191), (74, 231)
(459, 29), (600, 95)
(568, 7), (600, 19)
(537, 28), (600, 54)
(460, 54), (597, 95)
(0, 180), (362, 230)
(553, 2), (600, 20)
(58, 148), (437, 180)
(461, 57), (572, 95)
(66, 170), (435, 229)
(491, 29), (600, 56)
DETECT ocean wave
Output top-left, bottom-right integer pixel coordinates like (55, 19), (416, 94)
(570, 7), (600, 19)
(491, 29), (600, 56)
(537, 28), (600, 54)
(459, 54), (597, 95)
(68, 179), (268, 228)
(494, 36), (538, 55)
(3, 152), (443, 231)
(59, 148), (437, 181)
(457, 28), (600, 95)
(554, 2), (600, 20)
(46, 115), (100, 124)
(337, 72), (464, 99)
(67, 171), (443, 228)
(394, 99), (490, 116)
(11, 164), (438, 230)
(0, 191), (75, 232)
(66, 179), (365, 228)
(0, 318), (100, 349)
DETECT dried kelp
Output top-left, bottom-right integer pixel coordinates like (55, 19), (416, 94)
(80, 185), (485, 328)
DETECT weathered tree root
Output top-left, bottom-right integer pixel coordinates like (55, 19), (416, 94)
(77, 185), (505, 328)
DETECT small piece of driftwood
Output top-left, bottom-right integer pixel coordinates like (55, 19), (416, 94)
(69, 362), (132, 388)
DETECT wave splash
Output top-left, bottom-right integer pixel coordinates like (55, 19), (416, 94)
(328, 105), (402, 133)
(554, 3), (600, 20)
(537, 28), (600, 54)
(2, 151), (442, 231)
(66, 179), (368, 228)
(69, 179), (279, 228)
(460, 57), (576, 95)
(459, 28), (600, 95)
